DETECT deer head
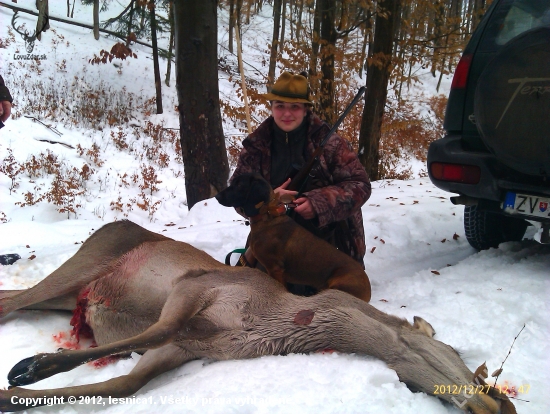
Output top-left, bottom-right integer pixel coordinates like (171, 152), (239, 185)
(11, 11), (49, 54)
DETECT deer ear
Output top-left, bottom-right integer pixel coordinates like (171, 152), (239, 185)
(413, 316), (435, 338)
(473, 362), (488, 385)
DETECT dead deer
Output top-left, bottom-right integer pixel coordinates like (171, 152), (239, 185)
(11, 11), (49, 54)
(0, 221), (515, 413)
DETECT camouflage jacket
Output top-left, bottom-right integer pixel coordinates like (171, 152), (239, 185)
(0, 75), (13, 103)
(231, 111), (371, 265)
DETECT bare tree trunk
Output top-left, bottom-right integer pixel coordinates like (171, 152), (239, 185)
(430, 0), (445, 77)
(140, 2), (146, 31)
(309, 0), (321, 90)
(289, 0), (294, 40)
(245, 0), (252, 24)
(174, 0), (229, 208)
(149, 0), (163, 115)
(126, 0), (135, 47)
(466, 0), (474, 34)
(165, 1), (175, 87)
(93, 0), (100, 40)
(35, 0), (49, 41)
(319, 0), (337, 124)
(280, 0), (286, 50)
(71, 0), (75, 18)
(66, 0), (70, 18)
(358, 0), (401, 180)
(296, 0), (304, 42)
(229, 0), (235, 53)
(472, 0), (484, 32)
(235, 12), (252, 134)
(267, 0), (283, 89)
(358, 13), (372, 79)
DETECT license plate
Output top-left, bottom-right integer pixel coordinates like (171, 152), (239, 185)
(503, 192), (550, 219)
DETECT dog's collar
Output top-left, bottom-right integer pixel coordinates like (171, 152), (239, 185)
(248, 192), (288, 223)
(248, 203), (287, 223)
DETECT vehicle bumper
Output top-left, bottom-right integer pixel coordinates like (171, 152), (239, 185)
(427, 135), (502, 201)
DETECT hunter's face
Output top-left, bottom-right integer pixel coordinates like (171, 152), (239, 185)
(271, 101), (307, 132)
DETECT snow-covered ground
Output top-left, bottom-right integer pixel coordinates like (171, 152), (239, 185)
(1, 1), (549, 413)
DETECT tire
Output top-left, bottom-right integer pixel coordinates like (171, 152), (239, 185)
(464, 205), (528, 250)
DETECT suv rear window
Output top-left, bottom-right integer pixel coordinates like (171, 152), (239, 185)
(478, 0), (550, 51)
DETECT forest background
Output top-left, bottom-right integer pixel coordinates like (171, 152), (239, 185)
(1, 0), (493, 213)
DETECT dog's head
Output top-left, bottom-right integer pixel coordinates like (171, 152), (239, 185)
(216, 173), (273, 217)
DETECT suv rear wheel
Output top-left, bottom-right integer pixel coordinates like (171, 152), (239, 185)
(464, 205), (528, 250)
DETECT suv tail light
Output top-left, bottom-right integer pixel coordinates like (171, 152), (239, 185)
(430, 162), (481, 184)
(450, 54), (473, 90)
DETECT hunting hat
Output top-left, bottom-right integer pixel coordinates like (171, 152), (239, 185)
(262, 72), (312, 104)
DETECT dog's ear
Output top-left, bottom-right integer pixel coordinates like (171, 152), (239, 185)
(215, 173), (252, 207)
(216, 173), (272, 215)
(239, 176), (272, 216)
(249, 177), (271, 204)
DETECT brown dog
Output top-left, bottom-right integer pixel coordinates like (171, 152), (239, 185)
(216, 173), (371, 302)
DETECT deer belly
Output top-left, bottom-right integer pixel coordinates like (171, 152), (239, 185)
(81, 244), (184, 345)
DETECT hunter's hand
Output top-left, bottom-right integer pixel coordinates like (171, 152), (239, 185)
(274, 178), (298, 198)
(294, 197), (315, 220)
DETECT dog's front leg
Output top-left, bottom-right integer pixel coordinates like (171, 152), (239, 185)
(266, 266), (288, 287)
(253, 250), (287, 287)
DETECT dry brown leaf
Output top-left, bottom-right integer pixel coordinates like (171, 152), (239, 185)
(431, 270), (440, 275)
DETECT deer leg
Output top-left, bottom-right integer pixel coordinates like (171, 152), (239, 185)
(0, 221), (169, 319)
(7, 278), (209, 386)
(0, 344), (194, 412)
(0, 290), (22, 300)
(0, 290), (77, 312)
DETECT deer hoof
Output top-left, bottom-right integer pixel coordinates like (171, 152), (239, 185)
(8, 356), (39, 386)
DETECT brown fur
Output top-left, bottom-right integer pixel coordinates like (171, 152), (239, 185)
(215, 173), (371, 301)
(0, 221), (514, 414)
